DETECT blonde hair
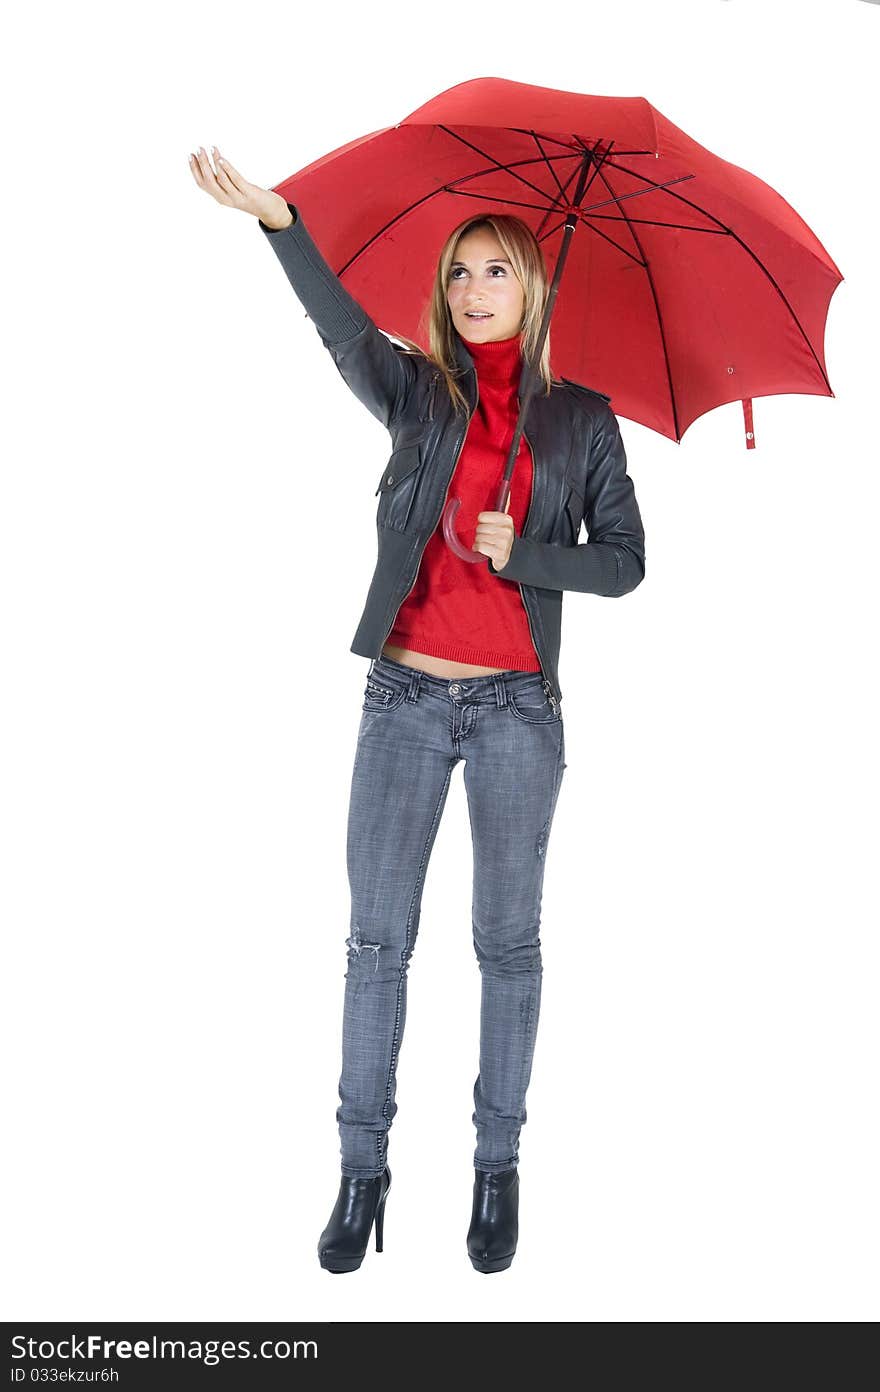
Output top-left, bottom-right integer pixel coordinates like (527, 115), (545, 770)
(389, 213), (557, 417)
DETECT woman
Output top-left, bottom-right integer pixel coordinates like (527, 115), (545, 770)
(189, 145), (645, 1275)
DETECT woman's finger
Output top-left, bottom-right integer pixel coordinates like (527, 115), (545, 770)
(212, 159), (238, 199)
(213, 150), (249, 196)
(190, 147), (214, 189)
(211, 147), (240, 199)
(191, 146), (231, 203)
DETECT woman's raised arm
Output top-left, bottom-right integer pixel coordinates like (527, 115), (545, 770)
(189, 146), (416, 429)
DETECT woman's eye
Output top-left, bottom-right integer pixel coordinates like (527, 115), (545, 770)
(450, 265), (506, 280)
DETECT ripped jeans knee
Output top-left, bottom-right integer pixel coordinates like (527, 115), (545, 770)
(345, 923), (382, 972)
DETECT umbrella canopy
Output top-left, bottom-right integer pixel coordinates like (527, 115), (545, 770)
(271, 76), (842, 445)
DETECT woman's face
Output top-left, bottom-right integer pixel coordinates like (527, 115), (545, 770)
(446, 227), (525, 343)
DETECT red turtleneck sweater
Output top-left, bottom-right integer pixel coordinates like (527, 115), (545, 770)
(386, 332), (542, 671)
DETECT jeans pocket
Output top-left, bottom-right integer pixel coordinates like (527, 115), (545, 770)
(362, 674), (408, 713)
(507, 686), (561, 724)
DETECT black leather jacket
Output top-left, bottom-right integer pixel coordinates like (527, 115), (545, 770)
(259, 204), (645, 704)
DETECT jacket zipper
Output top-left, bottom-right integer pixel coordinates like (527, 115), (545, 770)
(516, 427), (559, 713)
(380, 381), (477, 649)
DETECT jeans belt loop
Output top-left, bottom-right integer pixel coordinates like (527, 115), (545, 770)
(493, 675), (508, 710)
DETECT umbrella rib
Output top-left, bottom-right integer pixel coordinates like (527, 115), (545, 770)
(535, 213), (584, 248)
(334, 137), (645, 278)
(533, 153), (591, 240)
(446, 148), (581, 192)
(444, 188), (573, 215)
(526, 139), (648, 264)
(436, 124), (574, 204)
(588, 213), (727, 234)
(335, 184), (456, 277)
(592, 158), (835, 392)
(529, 131), (567, 200)
(587, 157), (682, 440)
(553, 214), (645, 267)
(576, 173), (697, 216)
(508, 127), (656, 159)
(335, 150), (582, 277)
(530, 135), (611, 240)
(569, 137), (643, 266)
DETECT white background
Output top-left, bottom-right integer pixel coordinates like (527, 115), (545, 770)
(3, 0), (877, 1323)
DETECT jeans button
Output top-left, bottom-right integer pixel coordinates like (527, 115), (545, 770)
(449, 683), (461, 694)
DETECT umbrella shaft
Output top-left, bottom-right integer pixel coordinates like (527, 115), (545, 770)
(501, 151), (593, 487)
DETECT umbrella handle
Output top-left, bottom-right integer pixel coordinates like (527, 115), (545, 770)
(442, 480), (512, 563)
(441, 496), (484, 563)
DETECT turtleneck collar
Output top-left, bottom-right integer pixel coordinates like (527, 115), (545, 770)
(458, 330), (523, 385)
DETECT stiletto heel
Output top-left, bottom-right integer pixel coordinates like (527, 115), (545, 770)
(318, 1164), (392, 1273)
(375, 1187), (387, 1252)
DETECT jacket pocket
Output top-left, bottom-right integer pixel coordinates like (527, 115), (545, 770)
(375, 436), (425, 532)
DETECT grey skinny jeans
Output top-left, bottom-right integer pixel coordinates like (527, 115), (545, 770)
(337, 653), (567, 1178)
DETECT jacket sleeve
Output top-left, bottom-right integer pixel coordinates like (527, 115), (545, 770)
(258, 202), (416, 430)
(488, 405), (646, 596)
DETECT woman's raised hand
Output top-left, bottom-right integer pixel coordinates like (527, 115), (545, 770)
(188, 146), (293, 230)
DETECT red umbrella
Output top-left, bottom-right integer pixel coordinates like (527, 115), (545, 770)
(271, 76), (842, 558)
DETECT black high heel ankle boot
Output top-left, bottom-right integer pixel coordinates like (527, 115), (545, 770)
(467, 1166), (519, 1273)
(318, 1164), (392, 1273)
